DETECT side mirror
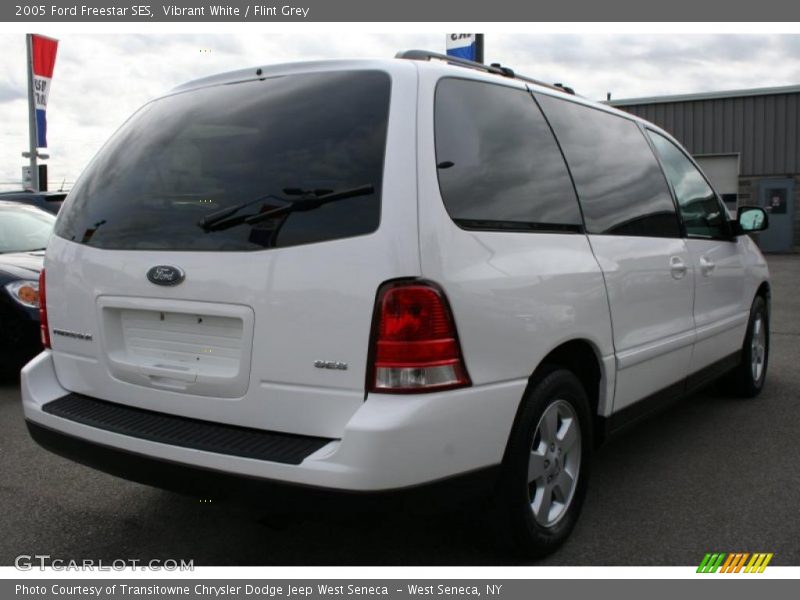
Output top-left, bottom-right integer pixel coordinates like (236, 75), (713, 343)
(737, 206), (769, 233)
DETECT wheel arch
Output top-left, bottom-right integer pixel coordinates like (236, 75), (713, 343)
(503, 339), (606, 464)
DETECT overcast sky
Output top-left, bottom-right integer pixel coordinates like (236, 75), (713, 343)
(2, 33), (800, 191)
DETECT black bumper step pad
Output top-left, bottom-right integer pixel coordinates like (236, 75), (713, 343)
(42, 393), (333, 465)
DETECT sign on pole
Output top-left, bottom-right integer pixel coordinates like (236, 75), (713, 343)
(22, 166), (33, 189)
(446, 34), (483, 62)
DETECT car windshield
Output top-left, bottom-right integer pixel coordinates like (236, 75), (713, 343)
(0, 205), (55, 253)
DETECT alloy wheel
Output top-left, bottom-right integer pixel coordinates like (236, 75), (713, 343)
(527, 399), (581, 527)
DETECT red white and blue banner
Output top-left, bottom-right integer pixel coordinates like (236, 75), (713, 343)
(30, 34), (59, 148)
(446, 34), (477, 60)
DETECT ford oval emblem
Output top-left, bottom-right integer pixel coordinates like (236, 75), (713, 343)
(147, 265), (185, 286)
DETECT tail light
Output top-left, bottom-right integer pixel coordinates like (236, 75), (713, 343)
(39, 269), (50, 348)
(369, 281), (470, 393)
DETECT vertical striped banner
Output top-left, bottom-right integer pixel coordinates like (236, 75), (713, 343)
(30, 34), (59, 148)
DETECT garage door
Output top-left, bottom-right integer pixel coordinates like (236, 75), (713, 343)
(694, 154), (739, 215)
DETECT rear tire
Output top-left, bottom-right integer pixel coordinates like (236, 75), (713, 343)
(493, 365), (592, 558)
(720, 295), (769, 398)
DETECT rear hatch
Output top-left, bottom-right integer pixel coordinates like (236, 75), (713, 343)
(45, 62), (420, 438)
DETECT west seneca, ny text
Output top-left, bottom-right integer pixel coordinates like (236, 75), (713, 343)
(14, 4), (313, 18)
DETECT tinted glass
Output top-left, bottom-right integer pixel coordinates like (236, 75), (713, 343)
(536, 94), (680, 238)
(434, 79), (582, 232)
(0, 205), (55, 253)
(647, 131), (728, 239)
(55, 71), (391, 251)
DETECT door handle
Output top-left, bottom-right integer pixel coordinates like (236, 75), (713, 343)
(670, 256), (688, 279)
(699, 257), (715, 276)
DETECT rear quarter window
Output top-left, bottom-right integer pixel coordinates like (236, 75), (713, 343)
(434, 78), (583, 233)
(55, 70), (391, 251)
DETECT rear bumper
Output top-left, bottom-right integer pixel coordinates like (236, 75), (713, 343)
(22, 351), (525, 492)
(26, 420), (500, 503)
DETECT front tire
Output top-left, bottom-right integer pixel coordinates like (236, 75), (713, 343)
(494, 365), (592, 558)
(720, 295), (769, 398)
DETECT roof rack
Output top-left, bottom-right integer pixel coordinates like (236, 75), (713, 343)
(395, 49), (575, 95)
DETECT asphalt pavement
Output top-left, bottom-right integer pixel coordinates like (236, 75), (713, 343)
(1, 256), (798, 566)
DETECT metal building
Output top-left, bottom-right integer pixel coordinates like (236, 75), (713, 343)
(610, 85), (800, 252)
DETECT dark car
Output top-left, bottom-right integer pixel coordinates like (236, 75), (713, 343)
(0, 201), (55, 378)
(0, 190), (67, 214)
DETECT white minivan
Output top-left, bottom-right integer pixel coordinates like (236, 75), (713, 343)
(22, 51), (771, 557)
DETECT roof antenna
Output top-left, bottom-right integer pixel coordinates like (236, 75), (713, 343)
(59, 178), (65, 192)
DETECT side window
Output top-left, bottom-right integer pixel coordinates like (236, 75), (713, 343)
(646, 131), (728, 239)
(434, 78), (582, 232)
(536, 94), (681, 238)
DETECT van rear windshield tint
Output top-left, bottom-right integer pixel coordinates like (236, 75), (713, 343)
(55, 71), (391, 251)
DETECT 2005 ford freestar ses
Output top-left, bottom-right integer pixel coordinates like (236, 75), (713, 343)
(22, 51), (771, 557)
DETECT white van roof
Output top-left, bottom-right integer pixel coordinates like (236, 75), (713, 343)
(168, 50), (670, 141)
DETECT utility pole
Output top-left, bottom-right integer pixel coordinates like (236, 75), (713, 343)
(475, 34), (485, 64)
(25, 33), (39, 192)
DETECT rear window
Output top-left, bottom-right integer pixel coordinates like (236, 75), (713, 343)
(55, 71), (391, 251)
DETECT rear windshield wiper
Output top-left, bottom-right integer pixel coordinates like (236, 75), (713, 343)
(199, 184), (375, 232)
(198, 193), (289, 230)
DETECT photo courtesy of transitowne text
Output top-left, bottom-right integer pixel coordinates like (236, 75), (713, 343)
(0, 0), (799, 598)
